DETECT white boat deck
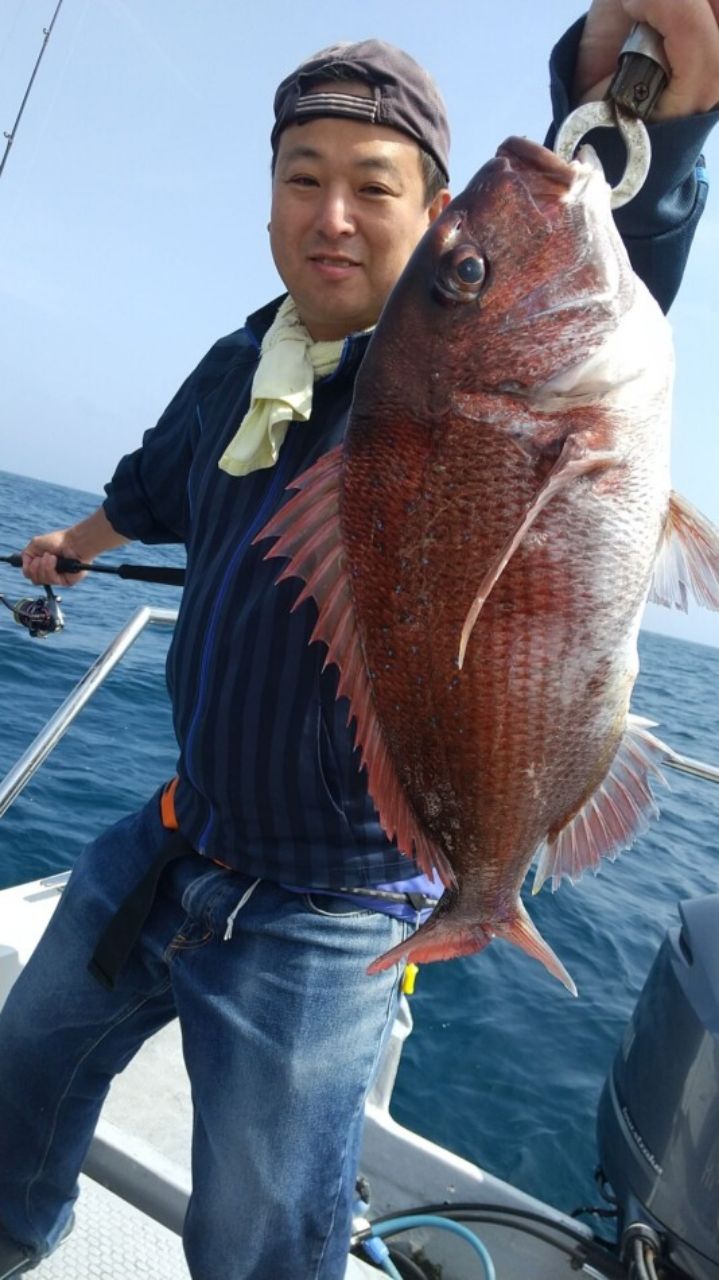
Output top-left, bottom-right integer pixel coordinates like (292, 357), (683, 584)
(35, 1176), (189, 1279)
(104, 1021), (192, 1168)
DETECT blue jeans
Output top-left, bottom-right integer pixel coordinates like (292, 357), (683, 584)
(0, 793), (410, 1278)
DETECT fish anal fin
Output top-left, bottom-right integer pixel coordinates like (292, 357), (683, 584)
(649, 491), (719, 612)
(533, 715), (669, 895)
(255, 447), (454, 888)
(458, 441), (617, 668)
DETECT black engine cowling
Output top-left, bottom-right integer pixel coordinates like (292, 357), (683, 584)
(597, 894), (719, 1280)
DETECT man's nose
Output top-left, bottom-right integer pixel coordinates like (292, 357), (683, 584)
(314, 189), (355, 238)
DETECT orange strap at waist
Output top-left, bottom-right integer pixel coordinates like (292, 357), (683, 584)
(161, 777), (179, 830)
(161, 778), (233, 868)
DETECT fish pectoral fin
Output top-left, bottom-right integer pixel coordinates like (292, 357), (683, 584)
(532, 715), (669, 895)
(649, 491), (719, 612)
(254, 445), (455, 889)
(457, 440), (617, 668)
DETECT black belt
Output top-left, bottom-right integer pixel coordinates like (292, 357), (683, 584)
(333, 887), (438, 910)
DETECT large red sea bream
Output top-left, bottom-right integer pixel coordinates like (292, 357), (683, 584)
(259, 137), (719, 994)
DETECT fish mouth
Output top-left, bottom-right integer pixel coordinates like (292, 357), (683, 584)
(495, 135), (579, 189)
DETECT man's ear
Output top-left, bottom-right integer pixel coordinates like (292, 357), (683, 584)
(427, 188), (452, 225)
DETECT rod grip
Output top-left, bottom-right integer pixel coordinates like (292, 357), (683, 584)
(115, 564), (186, 587)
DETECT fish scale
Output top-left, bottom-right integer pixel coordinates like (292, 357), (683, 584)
(348, 422), (607, 850)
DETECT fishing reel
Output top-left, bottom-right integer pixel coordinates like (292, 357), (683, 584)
(0, 585), (65, 638)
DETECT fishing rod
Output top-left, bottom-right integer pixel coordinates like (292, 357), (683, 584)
(1, 553), (185, 587)
(0, 0), (66, 181)
(0, 554), (185, 639)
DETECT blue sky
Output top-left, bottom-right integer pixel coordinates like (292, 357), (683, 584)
(0, 0), (717, 646)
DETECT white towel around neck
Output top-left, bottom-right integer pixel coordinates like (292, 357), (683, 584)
(218, 295), (348, 477)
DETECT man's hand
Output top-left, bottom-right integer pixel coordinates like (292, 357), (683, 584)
(21, 508), (128, 586)
(22, 531), (90, 587)
(575, 0), (719, 117)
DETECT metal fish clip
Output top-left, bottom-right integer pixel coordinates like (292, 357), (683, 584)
(554, 22), (670, 208)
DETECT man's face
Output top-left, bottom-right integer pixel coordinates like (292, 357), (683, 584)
(270, 87), (449, 341)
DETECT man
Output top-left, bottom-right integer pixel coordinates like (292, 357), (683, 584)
(1, 3), (717, 1277)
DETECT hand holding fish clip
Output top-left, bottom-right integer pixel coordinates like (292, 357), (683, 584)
(554, 22), (670, 207)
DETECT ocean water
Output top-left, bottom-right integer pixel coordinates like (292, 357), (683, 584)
(1, 468), (717, 1220)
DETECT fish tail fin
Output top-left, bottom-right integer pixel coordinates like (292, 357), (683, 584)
(495, 901), (577, 996)
(367, 898), (577, 996)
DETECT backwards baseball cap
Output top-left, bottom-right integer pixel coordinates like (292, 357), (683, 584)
(272, 39), (450, 182)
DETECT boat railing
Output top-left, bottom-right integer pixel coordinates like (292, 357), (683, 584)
(0, 604), (192, 1234)
(662, 751), (719, 784)
(0, 605), (178, 819)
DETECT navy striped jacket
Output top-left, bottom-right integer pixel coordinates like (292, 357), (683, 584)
(104, 297), (435, 890)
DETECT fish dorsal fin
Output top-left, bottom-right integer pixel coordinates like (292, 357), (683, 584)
(255, 446), (455, 888)
(649, 491), (719, 612)
(532, 714), (669, 893)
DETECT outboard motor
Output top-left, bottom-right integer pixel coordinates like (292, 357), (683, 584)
(597, 894), (719, 1280)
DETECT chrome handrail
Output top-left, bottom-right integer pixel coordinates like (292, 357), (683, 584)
(0, 606), (177, 819)
(664, 751), (719, 785)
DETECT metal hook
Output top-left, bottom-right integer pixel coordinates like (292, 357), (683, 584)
(553, 22), (669, 209)
(553, 101), (651, 209)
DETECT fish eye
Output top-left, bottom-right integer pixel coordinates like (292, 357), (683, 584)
(435, 244), (488, 304)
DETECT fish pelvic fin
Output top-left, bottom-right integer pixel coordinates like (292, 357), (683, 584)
(254, 446), (455, 889)
(649, 491), (719, 612)
(368, 896), (577, 996)
(533, 714), (668, 894)
(458, 439), (617, 668)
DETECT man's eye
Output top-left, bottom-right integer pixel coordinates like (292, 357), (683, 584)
(288, 175), (319, 187)
(361, 185), (391, 197)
